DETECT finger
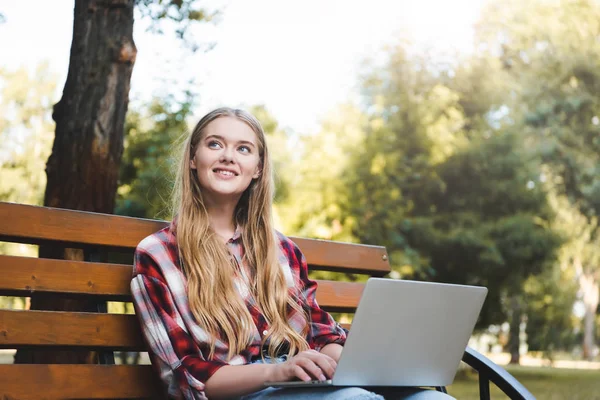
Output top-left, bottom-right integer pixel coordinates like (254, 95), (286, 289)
(296, 357), (328, 381)
(300, 351), (336, 379)
(293, 364), (313, 382)
(313, 356), (336, 379)
(301, 350), (335, 365)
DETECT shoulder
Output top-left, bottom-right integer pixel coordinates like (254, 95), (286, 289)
(134, 224), (180, 278)
(136, 224), (175, 254)
(275, 230), (299, 252)
(275, 230), (305, 265)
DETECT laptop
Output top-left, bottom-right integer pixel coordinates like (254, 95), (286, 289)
(265, 278), (487, 388)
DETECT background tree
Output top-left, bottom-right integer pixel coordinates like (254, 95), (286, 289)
(522, 211), (580, 363)
(342, 45), (461, 273)
(247, 104), (293, 208)
(277, 103), (366, 243)
(476, 0), (600, 360)
(330, 42), (562, 364)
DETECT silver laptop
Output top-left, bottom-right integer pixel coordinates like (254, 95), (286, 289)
(265, 278), (487, 388)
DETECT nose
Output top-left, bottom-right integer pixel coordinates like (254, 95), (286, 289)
(219, 146), (234, 163)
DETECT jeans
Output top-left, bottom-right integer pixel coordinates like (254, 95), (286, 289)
(238, 356), (455, 400)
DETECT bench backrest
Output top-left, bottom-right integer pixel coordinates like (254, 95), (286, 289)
(0, 201), (390, 399)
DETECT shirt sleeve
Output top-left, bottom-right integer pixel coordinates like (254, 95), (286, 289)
(290, 241), (347, 351)
(131, 248), (227, 400)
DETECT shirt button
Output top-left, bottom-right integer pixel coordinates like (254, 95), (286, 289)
(263, 330), (268, 335)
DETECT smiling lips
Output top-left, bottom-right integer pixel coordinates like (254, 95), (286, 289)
(213, 168), (238, 178)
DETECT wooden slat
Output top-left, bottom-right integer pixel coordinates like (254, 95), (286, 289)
(0, 310), (145, 350)
(0, 202), (165, 250)
(0, 291), (360, 351)
(0, 364), (159, 399)
(314, 280), (364, 313)
(0, 202), (390, 275)
(292, 237), (389, 275)
(0, 255), (132, 301)
(0, 280), (363, 349)
(0, 255), (364, 311)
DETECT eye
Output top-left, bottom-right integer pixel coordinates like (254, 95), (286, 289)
(238, 145), (251, 154)
(207, 140), (222, 149)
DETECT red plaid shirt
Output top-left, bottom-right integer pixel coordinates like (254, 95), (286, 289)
(131, 223), (347, 399)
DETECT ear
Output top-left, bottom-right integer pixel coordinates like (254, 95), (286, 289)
(252, 167), (261, 179)
(190, 157), (197, 170)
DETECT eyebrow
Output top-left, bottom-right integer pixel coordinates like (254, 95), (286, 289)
(205, 134), (257, 148)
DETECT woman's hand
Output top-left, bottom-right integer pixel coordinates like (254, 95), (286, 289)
(270, 350), (337, 382)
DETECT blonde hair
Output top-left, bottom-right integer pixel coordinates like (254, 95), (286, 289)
(172, 107), (309, 360)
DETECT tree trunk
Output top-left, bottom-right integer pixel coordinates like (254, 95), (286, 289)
(15, 0), (136, 364)
(508, 295), (522, 365)
(580, 271), (599, 361)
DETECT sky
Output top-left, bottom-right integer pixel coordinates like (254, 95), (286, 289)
(0, 0), (486, 133)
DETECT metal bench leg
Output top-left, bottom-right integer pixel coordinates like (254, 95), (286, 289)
(479, 374), (490, 400)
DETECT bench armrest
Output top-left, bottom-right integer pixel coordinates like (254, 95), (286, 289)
(461, 347), (535, 400)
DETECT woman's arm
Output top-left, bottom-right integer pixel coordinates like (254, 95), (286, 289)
(203, 363), (274, 399)
(131, 272), (227, 398)
(319, 343), (344, 362)
(205, 350), (337, 399)
(132, 240), (230, 399)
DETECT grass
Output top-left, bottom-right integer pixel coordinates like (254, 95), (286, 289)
(447, 365), (600, 400)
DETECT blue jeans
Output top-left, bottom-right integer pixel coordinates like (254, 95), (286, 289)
(238, 356), (455, 400)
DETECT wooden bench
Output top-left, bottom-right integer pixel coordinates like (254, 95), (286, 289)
(0, 202), (534, 399)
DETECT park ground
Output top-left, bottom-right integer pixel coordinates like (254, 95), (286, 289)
(448, 353), (600, 400)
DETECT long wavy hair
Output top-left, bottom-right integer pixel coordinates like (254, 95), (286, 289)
(172, 107), (309, 360)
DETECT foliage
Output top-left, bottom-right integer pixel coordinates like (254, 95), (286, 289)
(407, 133), (561, 327)
(344, 46), (462, 270)
(0, 63), (57, 206)
(0, 63), (56, 260)
(333, 43), (561, 330)
(116, 90), (196, 219)
(247, 104), (292, 206)
(523, 264), (579, 356)
(277, 103), (366, 243)
(476, 0), (600, 357)
(135, 0), (219, 52)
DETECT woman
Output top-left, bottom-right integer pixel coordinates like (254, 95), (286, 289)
(131, 107), (454, 400)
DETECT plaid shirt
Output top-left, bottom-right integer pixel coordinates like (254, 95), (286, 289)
(131, 223), (347, 399)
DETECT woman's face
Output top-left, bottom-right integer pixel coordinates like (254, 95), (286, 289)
(190, 116), (261, 204)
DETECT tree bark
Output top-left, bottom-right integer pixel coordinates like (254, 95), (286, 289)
(508, 294), (522, 365)
(15, 0), (136, 364)
(45, 0), (136, 212)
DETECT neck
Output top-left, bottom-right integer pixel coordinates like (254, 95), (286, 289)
(204, 195), (240, 242)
